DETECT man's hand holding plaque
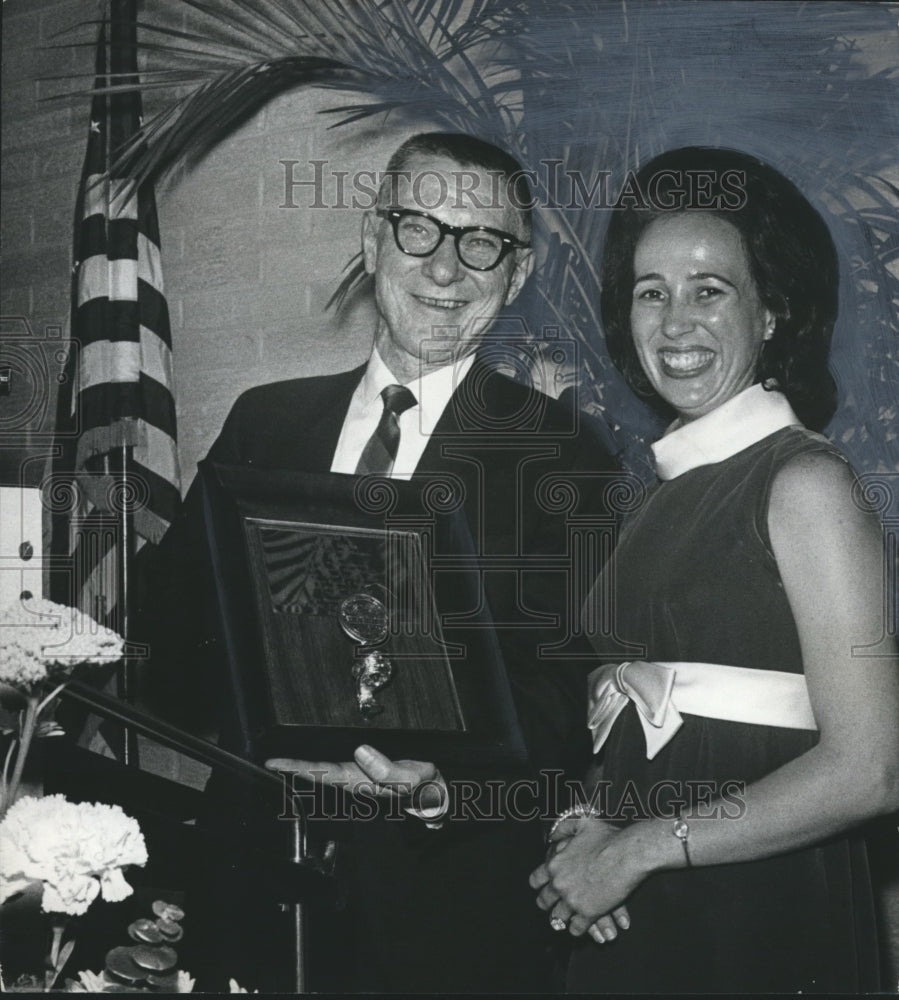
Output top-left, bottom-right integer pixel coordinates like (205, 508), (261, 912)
(266, 744), (448, 826)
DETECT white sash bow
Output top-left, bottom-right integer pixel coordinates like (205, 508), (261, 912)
(588, 660), (818, 760)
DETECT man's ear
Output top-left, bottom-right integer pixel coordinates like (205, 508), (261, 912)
(504, 249), (535, 306)
(362, 211), (380, 275)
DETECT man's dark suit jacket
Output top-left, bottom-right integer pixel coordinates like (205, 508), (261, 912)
(138, 355), (619, 992)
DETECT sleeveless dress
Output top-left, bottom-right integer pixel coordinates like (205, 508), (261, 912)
(567, 411), (880, 993)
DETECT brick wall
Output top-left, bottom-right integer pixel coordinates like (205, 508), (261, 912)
(2, 0), (85, 494)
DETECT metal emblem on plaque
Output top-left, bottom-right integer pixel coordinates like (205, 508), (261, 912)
(338, 591), (394, 716)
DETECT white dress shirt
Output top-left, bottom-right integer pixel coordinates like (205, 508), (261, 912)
(330, 349), (476, 478)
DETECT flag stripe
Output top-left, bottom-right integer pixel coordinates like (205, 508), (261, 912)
(107, 218), (138, 264)
(138, 186), (163, 244)
(75, 283), (173, 348)
(74, 418), (182, 492)
(79, 327), (174, 392)
(78, 255), (137, 304)
(74, 298), (138, 345)
(84, 174), (140, 221)
(136, 282), (173, 347)
(77, 214), (107, 260)
(134, 422), (182, 491)
(78, 373), (177, 440)
(78, 233), (164, 305)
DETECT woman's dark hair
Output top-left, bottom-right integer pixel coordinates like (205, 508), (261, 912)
(600, 146), (839, 429)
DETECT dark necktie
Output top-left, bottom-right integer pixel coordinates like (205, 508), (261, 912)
(355, 384), (417, 476)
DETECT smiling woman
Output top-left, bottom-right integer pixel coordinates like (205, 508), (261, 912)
(629, 212), (775, 421)
(601, 146), (840, 433)
(530, 146), (899, 993)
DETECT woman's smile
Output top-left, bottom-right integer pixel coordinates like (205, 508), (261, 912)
(630, 212), (774, 421)
(657, 347), (716, 378)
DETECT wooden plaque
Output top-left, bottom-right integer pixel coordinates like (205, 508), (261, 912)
(198, 461), (526, 769)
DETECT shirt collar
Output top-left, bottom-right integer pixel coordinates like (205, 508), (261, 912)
(362, 348), (476, 434)
(358, 349), (400, 408)
(651, 383), (802, 481)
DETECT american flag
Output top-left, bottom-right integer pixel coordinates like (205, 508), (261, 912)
(65, 0), (180, 629)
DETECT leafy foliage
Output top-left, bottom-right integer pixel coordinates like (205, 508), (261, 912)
(49, 0), (898, 474)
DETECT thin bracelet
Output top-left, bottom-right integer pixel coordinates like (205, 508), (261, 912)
(673, 815), (692, 867)
(547, 803), (602, 842)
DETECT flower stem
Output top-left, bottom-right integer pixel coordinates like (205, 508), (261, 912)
(45, 918), (70, 991)
(1, 694), (39, 819)
(49, 921), (64, 969)
(1, 736), (16, 801)
(37, 680), (68, 716)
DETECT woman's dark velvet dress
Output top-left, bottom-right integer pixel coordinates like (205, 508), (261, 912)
(567, 425), (879, 994)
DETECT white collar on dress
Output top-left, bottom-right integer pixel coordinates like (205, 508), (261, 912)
(651, 383), (802, 481)
(360, 348), (476, 435)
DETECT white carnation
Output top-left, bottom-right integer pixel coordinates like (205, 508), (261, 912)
(69, 968), (196, 993)
(0, 597), (124, 693)
(68, 970), (108, 992)
(0, 795), (147, 916)
(176, 970), (196, 992)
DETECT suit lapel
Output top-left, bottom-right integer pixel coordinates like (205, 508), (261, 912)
(414, 356), (496, 474)
(413, 358), (515, 540)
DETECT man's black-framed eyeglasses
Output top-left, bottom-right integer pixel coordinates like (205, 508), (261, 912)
(376, 208), (529, 271)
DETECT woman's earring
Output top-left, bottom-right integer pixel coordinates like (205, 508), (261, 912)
(763, 320), (775, 342)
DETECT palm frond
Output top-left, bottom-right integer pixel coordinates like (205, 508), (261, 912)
(65, 2), (527, 189)
(48, 0), (899, 471)
(326, 254), (369, 312)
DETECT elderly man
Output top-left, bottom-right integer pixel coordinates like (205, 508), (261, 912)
(142, 132), (618, 992)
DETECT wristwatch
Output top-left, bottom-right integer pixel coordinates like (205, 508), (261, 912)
(673, 816), (692, 868)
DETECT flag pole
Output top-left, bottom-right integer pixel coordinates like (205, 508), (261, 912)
(110, 1), (137, 769)
(101, 442), (138, 767)
(117, 442), (138, 766)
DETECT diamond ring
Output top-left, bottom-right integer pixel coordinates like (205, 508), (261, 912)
(550, 916), (567, 932)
